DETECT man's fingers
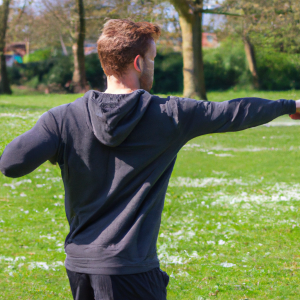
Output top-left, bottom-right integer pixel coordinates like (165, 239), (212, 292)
(289, 113), (300, 120)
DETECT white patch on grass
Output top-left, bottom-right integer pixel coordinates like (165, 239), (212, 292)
(0, 113), (42, 120)
(215, 153), (234, 157)
(177, 270), (190, 276)
(28, 261), (63, 271)
(220, 262), (236, 267)
(14, 179), (32, 186)
(0, 256), (26, 262)
(0, 255), (64, 272)
(265, 121), (300, 127)
(47, 177), (61, 182)
(40, 234), (56, 240)
(212, 170), (228, 175)
(182, 144), (300, 153)
(214, 182), (300, 207)
(169, 177), (261, 188)
(3, 183), (16, 189)
(157, 244), (199, 265)
(183, 143), (283, 153)
(172, 230), (184, 236)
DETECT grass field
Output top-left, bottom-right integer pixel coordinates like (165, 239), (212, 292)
(1, 90), (300, 299)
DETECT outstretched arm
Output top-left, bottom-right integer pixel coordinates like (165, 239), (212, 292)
(0, 111), (60, 178)
(176, 97), (297, 141)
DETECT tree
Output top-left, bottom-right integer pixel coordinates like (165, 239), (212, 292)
(170, 0), (207, 100)
(38, 0), (164, 93)
(248, 1), (300, 54)
(220, 0), (300, 88)
(220, 0), (266, 88)
(40, 0), (88, 93)
(72, 0), (86, 93)
(243, 34), (259, 88)
(5, 0), (183, 93)
(0, 0), (12, 95)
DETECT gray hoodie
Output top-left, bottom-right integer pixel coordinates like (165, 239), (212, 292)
(0, 90), (295, 274)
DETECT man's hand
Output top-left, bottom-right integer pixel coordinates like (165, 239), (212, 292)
(289, 100), (300, 119)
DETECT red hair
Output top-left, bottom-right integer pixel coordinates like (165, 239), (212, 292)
(97, 19), (161, 75)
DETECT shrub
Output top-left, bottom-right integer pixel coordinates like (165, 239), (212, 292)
(23, 48), (52, 63)
(203, 40), (246, 90)
(85, 54), (105, 91)
(43, 55), (73, 87)
(152, 49), (183, 94)
(8, 41), (300, 94)
(257, 51), (300, 90)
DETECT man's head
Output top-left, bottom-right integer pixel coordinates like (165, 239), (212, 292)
(97, 19), (161, 92)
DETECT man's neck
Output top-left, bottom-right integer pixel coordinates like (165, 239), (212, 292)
(105, 73), (140, 94)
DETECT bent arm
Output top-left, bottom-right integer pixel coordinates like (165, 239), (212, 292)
(0, 111), (60, 178)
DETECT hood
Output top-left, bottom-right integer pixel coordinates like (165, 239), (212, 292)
(86, 89), (152, 147)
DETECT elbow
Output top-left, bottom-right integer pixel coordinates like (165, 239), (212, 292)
(1, 149), (24, 178)
(0, 165), (9, 177)
(0, 163), (21, 178)
(0, 159), (7, 176)
(1, 166), (14, 178)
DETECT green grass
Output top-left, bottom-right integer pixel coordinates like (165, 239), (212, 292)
(1, 90), (300, 299)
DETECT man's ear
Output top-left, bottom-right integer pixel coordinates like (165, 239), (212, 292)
(134, 55), (143, 73)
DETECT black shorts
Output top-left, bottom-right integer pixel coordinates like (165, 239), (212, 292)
(66, 267), (169, 300)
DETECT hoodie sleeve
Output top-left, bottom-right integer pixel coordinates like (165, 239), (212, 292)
(176, 97), (296, 141)
(0, 111), (60, 178)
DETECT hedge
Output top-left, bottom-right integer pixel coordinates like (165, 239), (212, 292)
(8, 42), (300, 94)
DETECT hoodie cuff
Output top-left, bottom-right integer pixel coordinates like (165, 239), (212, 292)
(284, 100), (296, 115)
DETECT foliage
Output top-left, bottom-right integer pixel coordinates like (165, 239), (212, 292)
(43, 56), (73, 87)
(8, 59), (61, 88)
(152, 49), (183, 94)
(23, 48), (53, 63)
(8, 50), (183, 94)
(203, 40), (245, 90)
(221, 0), (300, 54)
(8, 54), (74, 91)
(7, 40), (300, 93)
(84, 54), (105, 91)
(203, 40), (300, 91)
(257, 51), (300, 90)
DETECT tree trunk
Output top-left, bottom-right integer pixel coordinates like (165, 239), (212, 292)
(192, 8), (207, 100)
(244, 35), (259, 89)
(72, 0), (87, 93)
(179, 16), (196, 98)
(171, 0), (207, 100)
(0, 0), (12, 95)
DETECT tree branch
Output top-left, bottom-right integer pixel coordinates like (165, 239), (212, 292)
(201, 8), (242, 17)
(169, 0), (193, 22)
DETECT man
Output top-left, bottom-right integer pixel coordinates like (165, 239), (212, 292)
(0, 19), (300, 300)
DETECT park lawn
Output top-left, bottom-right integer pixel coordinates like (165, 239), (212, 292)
(0, 90), (300, 299)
